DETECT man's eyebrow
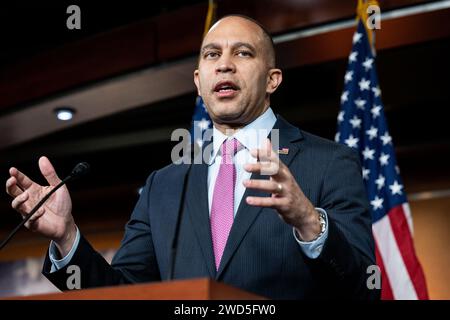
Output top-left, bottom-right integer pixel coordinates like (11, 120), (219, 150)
(201, 42), (257, 54)
(201, 43), (220, 54)
(232, 42), (256, 52)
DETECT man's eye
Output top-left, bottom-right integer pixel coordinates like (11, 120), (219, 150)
(237, 51), (252, 57)
(204, 52), (219, 59)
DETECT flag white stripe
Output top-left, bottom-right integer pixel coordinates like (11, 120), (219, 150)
(373, 214), (418, 299)
(402, 203), (414, 235)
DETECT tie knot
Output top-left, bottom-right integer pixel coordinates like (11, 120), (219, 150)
(221, 138), (242, 157)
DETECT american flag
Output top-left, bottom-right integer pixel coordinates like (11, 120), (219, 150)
(336, 20), (428, 299)
(190, 96), (212, 147)
(190, 0), (215, 147)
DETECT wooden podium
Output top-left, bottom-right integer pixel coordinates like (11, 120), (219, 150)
(7, 278), (265, 300)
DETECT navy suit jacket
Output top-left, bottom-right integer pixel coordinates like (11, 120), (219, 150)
(43, 115), (379, 299)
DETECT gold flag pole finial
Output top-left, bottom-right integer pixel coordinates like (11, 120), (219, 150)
(357, 0), (380, 49)
(203, 0), (217, 38)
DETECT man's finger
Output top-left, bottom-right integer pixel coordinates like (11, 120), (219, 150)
(6, 176), (23, 197)
(11, 191), (29, 212)
(23, 208), (43, 230)
(251, 138), (277, 158)
(250, 141), (283, 177)
(246, 195), (283, 208)
(9, 167), (35, 190)
(39, 156), (62, 187)
(250, 148), (278, 162)
(25, 215), (40, 231)
(243, 179), (282, 194)
(244, 162), (280, 176)
(28, 207), (45, 223)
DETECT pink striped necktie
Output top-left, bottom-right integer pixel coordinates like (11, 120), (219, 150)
(210, 138), (242, 270)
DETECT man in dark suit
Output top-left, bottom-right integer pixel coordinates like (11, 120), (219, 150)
(5, 15), (379, 299)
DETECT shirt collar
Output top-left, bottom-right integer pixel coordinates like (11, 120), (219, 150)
(208, 107), (277, 165)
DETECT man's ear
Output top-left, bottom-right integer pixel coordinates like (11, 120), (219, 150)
(266, 68), (283, 94)
(194, 69), (201, 96)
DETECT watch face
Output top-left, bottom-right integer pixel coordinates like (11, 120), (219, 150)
(319, 214), (326, 233)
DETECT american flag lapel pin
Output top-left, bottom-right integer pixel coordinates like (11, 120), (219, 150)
(277, 147), (289, 155)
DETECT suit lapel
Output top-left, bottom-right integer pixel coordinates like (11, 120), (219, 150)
(185, 157), (217, 278)
(216, 115), (304, 278)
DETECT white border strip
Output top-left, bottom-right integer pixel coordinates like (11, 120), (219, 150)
(273, 0), (450, 44)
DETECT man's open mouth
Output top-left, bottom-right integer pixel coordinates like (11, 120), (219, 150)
(214, 81), (239, 92)
(214, 81), (239, 98)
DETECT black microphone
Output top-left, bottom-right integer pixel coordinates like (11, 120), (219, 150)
(0, 162), (90, 251)
(70, 162), (90, 179)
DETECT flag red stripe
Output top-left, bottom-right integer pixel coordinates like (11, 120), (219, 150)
(388, 205), (429, 299)
(374, 238), (394, 300)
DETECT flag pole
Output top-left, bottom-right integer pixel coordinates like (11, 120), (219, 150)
(357, 0), (379, 52)
(203, 0), (217, 38)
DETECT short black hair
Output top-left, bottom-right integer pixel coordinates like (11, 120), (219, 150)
(207, 14), (276, 68)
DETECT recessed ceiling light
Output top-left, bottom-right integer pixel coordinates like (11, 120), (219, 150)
(54, 107), (76, 121)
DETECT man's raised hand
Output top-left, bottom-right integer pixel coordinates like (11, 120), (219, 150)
(5, 156), (77, 256)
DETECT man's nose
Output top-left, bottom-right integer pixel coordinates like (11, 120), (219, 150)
(215, 54), (236, 73)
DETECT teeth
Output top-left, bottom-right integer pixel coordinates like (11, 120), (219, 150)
(216, 82), (238, 91)
(218, 85), (235, 91)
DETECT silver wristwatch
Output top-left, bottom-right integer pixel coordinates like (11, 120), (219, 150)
(314, 208), (327, 240)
